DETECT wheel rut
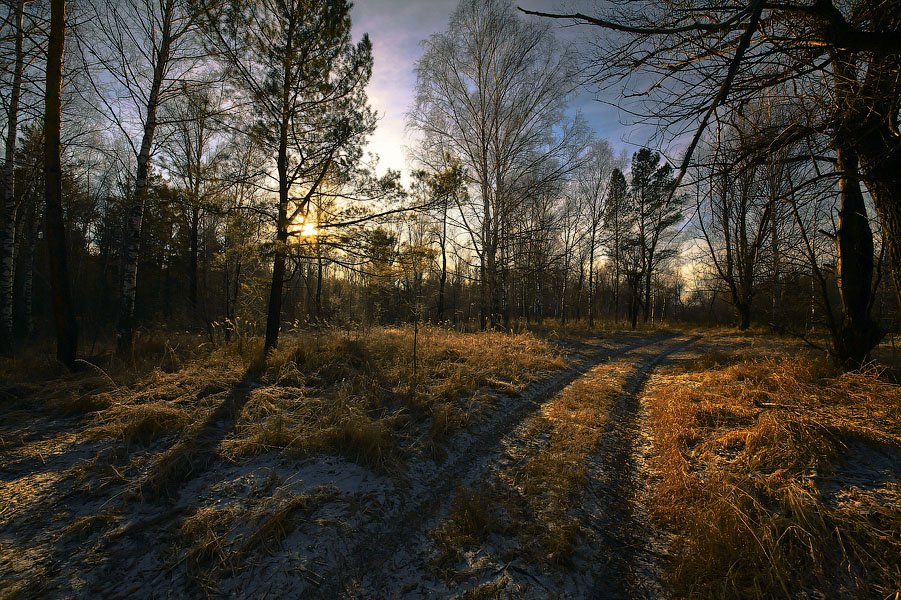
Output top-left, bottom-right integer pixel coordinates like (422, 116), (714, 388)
(315, 333), (676, 597)
(582, 334), (701, 599)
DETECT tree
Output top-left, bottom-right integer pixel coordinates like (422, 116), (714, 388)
(559, 183), (583, 326)
(411, 156), (466, 324)
(162, 82), (226, 323)
(577, 139), (615, 327)
(81, 0), (204, 353)
(0, 0), (29, 350)
(410, 0), (589, 329)
(44, 0), (78, 367)
(629, 149), (683, 324)
(695, 120), (775, 330)
(604, 168), (630, 322)
(199, 0), (375, 354)
(520, 0), (898, 365)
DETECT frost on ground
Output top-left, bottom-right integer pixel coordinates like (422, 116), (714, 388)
(2, 328), (898, 599)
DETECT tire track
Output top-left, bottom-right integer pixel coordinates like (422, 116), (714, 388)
(581, 334), (701, 599)
(314, 332), (676, 598)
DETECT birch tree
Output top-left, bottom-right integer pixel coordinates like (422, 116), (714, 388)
(410, 0), (588, 329)
(81, 0), (203, 353)
(577, 139), (614, 327)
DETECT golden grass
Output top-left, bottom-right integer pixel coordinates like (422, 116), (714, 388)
(86, 401), (193, 447)
(2, 326), (565, 516)
(646, 344), (901, 599)
(62, 512), (121, 540)
(238, 486), (341, 556)
(173, 501), (245, 591)
(502, 361), (630, 565)
(172, 485), (340, 588)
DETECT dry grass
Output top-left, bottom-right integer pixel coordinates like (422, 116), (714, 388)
(1, 325), (563, 502)
(220, 326), (564, 469)
(238, 485), (341, 555)
(178, 504), (242, 578)
(172, 484), (340, 588)
(646, 341), (901, 599)
(459, 575), (524, 599)
(431, 485), (505, 567)
(86, 401), (193, 448)
(62, 512), (122, 540)
(501, 361), (630, 565)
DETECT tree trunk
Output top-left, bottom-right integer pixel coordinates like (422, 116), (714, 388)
(0, 0), (26, 350)
(559, 274), (567, 327)
(22, 233), (35, 337)
(44, 0), (78, 368)
(437, 254), (446, 323)
(116, 4), (173, 354)
(770, 204), (781, 329)
(845, 44), (901, 310)
(479, 256), (488, 330)
(316, 252), (323, 321)
(264, 89), (292, 354)
(588, 225), (596, 328)
(642, 269), (652, 323)
(613, 242), (620, 322)
(833, 143), (881, 367)
(629, 275), (639, 330)
(189, 207), (199, 322)
(737, 302), (750, 331)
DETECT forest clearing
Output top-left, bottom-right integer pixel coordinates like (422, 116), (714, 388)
(1, 325), (899, 598)
(2, 0), (901, 597)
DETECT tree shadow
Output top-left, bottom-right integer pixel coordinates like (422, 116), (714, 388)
(130, 369), (259, 503)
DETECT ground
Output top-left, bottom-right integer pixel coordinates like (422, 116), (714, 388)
(0, 326), (899, 599)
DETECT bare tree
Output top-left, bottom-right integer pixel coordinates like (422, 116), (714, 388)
(0, 0), (33, 349)
(576, 139), (614, 327)
(410, 0), (589, 329)
(80, 0), (204, 353)
(161, 82), (226, 323)
(521, 0), (898, 365)
(695, 119), (775, 330)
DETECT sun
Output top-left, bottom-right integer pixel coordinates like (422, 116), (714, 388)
(289, 217), (318, 237)
(299, 221), (318, 237)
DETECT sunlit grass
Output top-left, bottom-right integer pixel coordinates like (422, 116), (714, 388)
(645, 339), (901, 599)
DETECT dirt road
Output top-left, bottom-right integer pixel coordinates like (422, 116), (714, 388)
(0, 331), (703, 599)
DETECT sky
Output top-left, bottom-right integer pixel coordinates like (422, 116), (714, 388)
(349, 0), (657, 180)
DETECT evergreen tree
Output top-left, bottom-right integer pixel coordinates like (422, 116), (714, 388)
(199, 0), (375, 354)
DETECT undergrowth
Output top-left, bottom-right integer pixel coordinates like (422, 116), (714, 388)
(221, 326), (564, 468)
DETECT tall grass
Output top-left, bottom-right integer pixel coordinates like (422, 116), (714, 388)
(646, 346), (901, 599)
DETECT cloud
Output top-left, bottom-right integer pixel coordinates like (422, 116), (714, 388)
(352, 0), (460, 179)
(351, 0), (677, 179)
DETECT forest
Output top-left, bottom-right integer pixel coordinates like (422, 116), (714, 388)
(1, 0), (900, 598)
